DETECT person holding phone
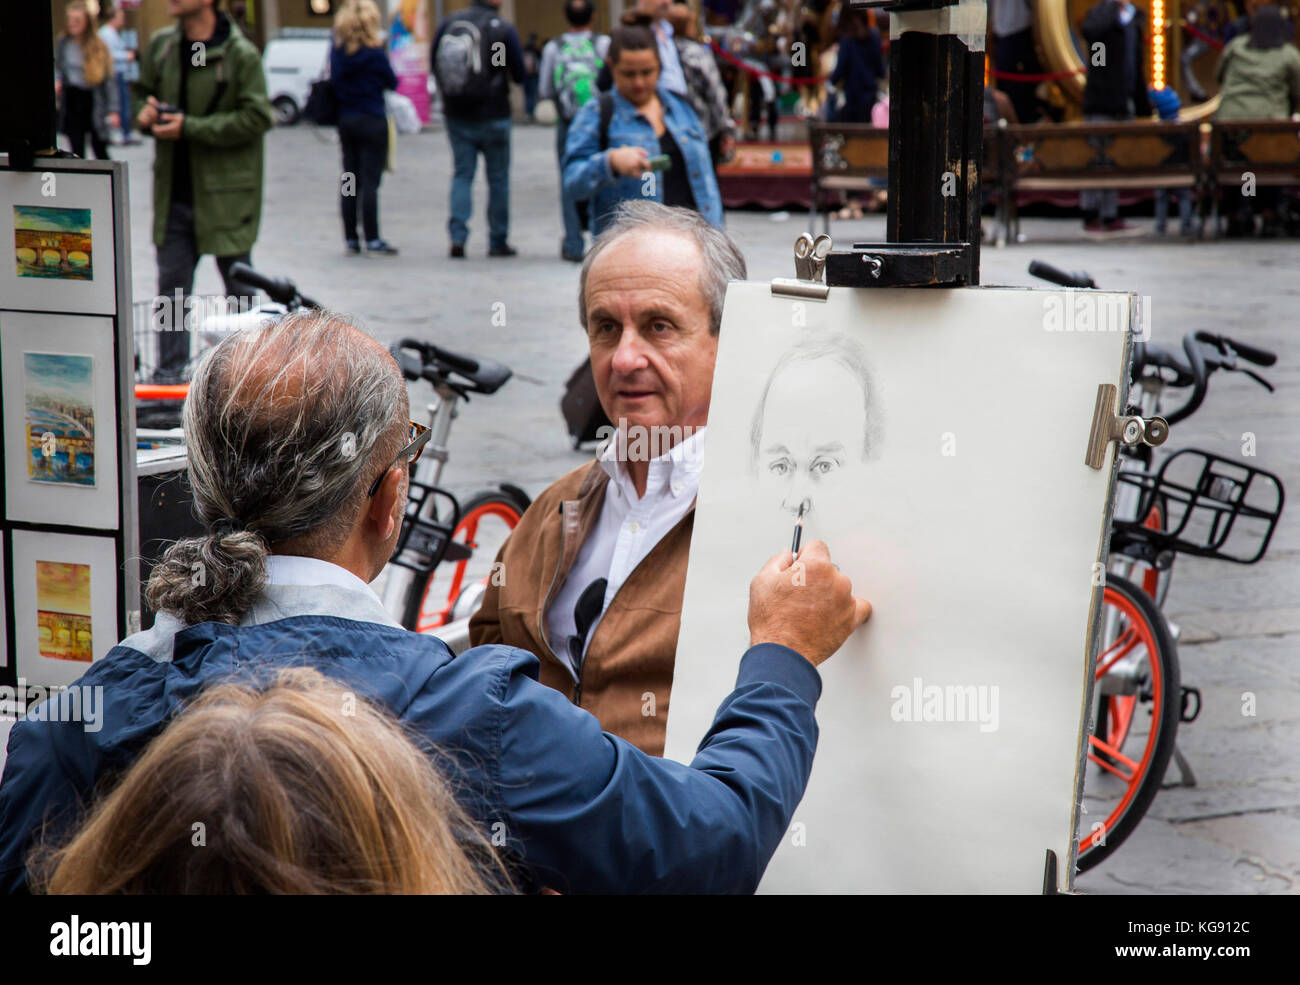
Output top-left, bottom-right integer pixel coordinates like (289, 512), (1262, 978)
(563, 17), (722, 235)
(133, 0), (274, 382)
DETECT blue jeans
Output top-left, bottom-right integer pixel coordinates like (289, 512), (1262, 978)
(446, 115), (511, 249)
(556, 117), (585, 257)
(116, 74), (132, 141)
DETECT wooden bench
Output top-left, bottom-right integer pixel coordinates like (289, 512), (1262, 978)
(998, 121), (1204, 241)
(1205, 118), (1300, 236)
(809, 121), (1004, 241)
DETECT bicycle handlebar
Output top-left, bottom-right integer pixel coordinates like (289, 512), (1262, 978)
(228, 262), (321, 310)
(1027, 259), (1097, 289)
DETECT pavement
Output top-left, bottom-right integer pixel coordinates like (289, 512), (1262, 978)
(111, 122), (1298, 894)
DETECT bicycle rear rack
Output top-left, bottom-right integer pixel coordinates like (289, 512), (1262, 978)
(1112, 448), (1285, 565)
(388, 478), (461, 578)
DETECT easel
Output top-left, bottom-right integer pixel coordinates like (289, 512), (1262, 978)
(770, 0), (1167, 894)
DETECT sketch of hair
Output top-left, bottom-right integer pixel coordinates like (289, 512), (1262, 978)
(749, 332), (884, 474)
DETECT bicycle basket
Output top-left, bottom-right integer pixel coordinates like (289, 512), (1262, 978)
(1112, 448), (1284, 564)
(388, 478), (460, 578)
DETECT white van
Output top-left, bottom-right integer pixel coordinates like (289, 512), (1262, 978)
(262, 33), (331, 125)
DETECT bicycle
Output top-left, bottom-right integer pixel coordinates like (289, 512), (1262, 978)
(131, 262), (530, 639)
(1029, 260), (1285, 872)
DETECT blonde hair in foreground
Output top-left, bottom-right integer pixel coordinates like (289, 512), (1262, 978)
(335, 0), (385, 54)
(31, 668), (512, 894)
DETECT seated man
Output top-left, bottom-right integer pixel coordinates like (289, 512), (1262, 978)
(0, 307), (871, 895)
(470, 201), (737, 755)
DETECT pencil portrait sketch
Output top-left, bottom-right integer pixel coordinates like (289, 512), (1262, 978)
(749, 333), (884, 519)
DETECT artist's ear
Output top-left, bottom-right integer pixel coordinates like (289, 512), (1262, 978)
(368, 467), (404, 542)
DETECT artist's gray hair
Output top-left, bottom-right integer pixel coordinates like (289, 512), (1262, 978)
(578, 201), (747, 336)
(749, 332), (884, 469)
(145, 311), (408, 626)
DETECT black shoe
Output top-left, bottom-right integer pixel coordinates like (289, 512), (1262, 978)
(345, 239), (361, 255)
(561, 246), (584, 263)
(366, 238), (399, 256)
(449, 242), (466, 258)
(488, 244), (518, 257)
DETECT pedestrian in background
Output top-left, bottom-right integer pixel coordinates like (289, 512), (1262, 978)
(432, 0), (524, 259)
(1216, 4), (1300, 235)
(1149, 86), (1195, 238)
(563, 20), (723, 235)
(523, 33), (543, 120)
(133, 0), (274, 382)
(55, 0), (119, 160)
(539, 0), (609, 262)
(666, 3), (736, 166)
(830, 8), (885, 124)
(332, 0), (400, 257)
(1080, 0), (1152, 236)
(98, 4), (139, 145)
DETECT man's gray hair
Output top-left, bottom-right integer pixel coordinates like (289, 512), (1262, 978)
(145, 311), (408, 626)
(578, 201), (747, 336)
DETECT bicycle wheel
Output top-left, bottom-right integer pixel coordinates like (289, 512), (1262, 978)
(1076, 572), (1180, 873)
(404, 487), (530, 633)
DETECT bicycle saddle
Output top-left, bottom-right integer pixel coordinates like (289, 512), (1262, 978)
(393, 339), (513, 395)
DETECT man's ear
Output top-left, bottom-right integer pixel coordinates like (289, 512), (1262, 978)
(368, 466), (404, 542)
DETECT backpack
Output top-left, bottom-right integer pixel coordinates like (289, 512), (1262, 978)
(435, 11), (494, 104)
(554, 35), (602, 122)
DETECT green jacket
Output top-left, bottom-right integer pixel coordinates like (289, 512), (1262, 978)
(1215, 37), (1300, 120)
(132, 16), (274, 256)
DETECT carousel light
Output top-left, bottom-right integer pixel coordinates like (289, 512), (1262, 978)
(1151, 0), (1167, 90)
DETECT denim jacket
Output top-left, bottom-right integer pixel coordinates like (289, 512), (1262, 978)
(562, 87), (724, 234)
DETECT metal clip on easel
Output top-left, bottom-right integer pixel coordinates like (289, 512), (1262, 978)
(771, 233), (833, 301)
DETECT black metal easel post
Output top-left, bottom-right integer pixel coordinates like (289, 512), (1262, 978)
(824, 0), (987, 288)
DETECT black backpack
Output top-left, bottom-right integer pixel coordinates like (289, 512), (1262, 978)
(434, 7), (500, 110)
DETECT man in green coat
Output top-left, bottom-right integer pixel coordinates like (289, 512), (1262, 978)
(133, 0), (274, 381)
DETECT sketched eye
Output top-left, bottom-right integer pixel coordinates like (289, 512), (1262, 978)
(811, 458), (840, 476)
(767, 458), (793, 477)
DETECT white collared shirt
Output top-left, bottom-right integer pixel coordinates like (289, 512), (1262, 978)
(545, 426), (707, 678)
(264, 555), (377, 596)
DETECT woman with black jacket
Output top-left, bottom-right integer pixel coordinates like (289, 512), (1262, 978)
(332, 0), (399, 256)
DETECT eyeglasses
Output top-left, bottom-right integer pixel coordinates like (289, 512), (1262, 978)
(367, 420), (431, 497)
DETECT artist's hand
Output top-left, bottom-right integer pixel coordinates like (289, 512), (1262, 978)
(747, 540), (871, 667)
(153, 112), (185, 140)
(608, 145), (650, 177)
(137, 95), (160, 131)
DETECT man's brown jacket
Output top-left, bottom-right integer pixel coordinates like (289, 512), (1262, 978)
(468, 460), (693, 756)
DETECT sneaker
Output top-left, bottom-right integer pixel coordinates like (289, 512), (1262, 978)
(366, 238), (399, 256)
(488, 244), (518, 257)
(561, 247), (584, 263)
(345, 239), (361, 255)
(1082, 218), (1106, 238)
(449, 242), (466, 258)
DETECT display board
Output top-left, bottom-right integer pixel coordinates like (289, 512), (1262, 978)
(0, 158), (138, 694)
(663, 282), (1135, 893)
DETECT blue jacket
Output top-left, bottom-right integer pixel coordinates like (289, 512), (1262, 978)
(330, 44), (398, 119)
(0, 582), (820, 894)
(562, 87), (723, 234)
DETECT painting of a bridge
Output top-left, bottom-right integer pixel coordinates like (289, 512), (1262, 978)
(14, 205), (93, 281)
(35, 560), (93, 662)
(24, 352), (95, 487)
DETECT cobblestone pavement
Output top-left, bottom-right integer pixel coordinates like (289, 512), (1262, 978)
(117, 123), (1299, 894)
